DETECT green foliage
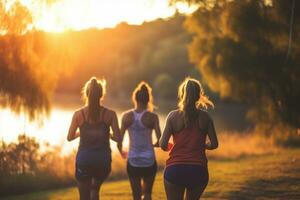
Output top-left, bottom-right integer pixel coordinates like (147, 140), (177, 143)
(267, 124), (300, 147)
(54, 15), (198, 101)
(153, 73), (176, 99)
(0, 1), (67, 120)
(0, 2), (201, 117)
(0, 135), (75, 196)
(176, 0), (300, 128)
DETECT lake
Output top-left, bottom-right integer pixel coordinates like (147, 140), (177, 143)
(0, 106), (167, 155)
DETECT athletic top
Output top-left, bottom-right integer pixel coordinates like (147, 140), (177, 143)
(166, 126), (207, 168)
(76, 108), (111, 165)
(127, 110), (155, 167)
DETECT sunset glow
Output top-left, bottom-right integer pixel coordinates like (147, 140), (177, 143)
(17, 0), (197, 32)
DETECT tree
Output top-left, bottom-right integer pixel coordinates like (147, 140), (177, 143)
(0, 135), (39, 175)
(0, 1), (65, 120)
(173, 0), (300, 128)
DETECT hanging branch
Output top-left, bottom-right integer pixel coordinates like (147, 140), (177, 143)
(286, 0), (295, 61)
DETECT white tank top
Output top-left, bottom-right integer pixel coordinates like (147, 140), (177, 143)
(127, 110), (155, 167)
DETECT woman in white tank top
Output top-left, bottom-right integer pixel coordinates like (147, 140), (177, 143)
(120, 82), (161, 200)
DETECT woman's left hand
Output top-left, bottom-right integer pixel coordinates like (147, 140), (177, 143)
(110, 133), (118, 142)
(121, 151), (128, 159)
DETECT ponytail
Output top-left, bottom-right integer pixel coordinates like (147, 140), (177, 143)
(132, 81), (154, 111)
(82, 77), (106, 122)
(178, 77), (214, 128)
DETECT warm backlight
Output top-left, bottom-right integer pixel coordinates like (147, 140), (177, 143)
(18, 0), (197, 32)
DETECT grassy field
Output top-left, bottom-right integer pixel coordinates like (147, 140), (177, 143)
(2, 148), (299, 200)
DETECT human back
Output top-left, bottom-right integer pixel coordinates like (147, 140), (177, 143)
(165, 109), (213, 168)
(125, 109), (157, 167)
(78, 111), (109, 152)
(75, 106), (115, 164)
(165, 108), (212, 134)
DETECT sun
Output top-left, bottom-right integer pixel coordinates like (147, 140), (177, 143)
(17, 0), (197, 33)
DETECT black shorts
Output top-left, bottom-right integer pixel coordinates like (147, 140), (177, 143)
(164, 164), (209, 189)
(127, 161), (157, 178)
(75, 163), (111, 182)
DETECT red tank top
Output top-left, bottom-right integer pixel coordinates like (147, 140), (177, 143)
(166, 127), (207, 168)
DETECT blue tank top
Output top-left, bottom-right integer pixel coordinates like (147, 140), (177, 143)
(76, 108), (111, 165)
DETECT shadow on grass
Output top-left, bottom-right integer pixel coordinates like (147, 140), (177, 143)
(226, 176), (300, 200)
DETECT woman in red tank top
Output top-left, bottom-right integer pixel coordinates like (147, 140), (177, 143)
(160, 77), (218, 200)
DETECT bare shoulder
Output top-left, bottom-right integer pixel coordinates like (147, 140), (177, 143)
(74, 106), (84, 113)
(167, 109), (180, 121)
(73, 107), (86, 118)
(71, 107), (86, 125)
(200, 109), (212, 116)
(101, 106), (113, 114)
(145, 111), (159, 120)
(100, 106), (117, 122)
(198, 109), (213, 122)
(122, 109), (134, 119)
(121, 109), (134, 127)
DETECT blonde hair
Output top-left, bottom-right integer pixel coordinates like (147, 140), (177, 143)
(132, 81), (154, 112)
(178, 77), (214, 127)
(82, 77), (106, 122)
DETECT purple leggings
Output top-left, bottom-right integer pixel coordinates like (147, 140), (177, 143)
(164, 164), (209, 189)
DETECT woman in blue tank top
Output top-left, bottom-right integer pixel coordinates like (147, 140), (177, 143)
(67, 77), (123, 200)
(120, 82), (161, 200)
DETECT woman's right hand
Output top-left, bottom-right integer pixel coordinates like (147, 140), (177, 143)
(167, 143), (174, 151)
(117, 143), (127, 159)
(153, 141), (160, 148)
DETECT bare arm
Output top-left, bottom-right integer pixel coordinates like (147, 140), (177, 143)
(153, 114), (161, 147)
(119, 114), (126, 153)
(110, 111), (123, 154)
(159, 112), (174, 151)
(120, 112), (132, 147)
(110, 133), (118, 142)
(67, 112), (80, 142)
(205, 117), (218, 150)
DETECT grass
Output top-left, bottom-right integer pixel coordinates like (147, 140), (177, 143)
(2, 148), (299, 200)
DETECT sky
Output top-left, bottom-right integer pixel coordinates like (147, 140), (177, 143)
(17, 0), (197, 32)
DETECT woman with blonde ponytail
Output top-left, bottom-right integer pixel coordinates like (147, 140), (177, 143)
(67, 77), (123, 200)
(160, 77), (218, 200)
(119, 81), (161, 200)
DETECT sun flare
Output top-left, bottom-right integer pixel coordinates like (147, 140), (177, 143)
(16, 0), (197, 32)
